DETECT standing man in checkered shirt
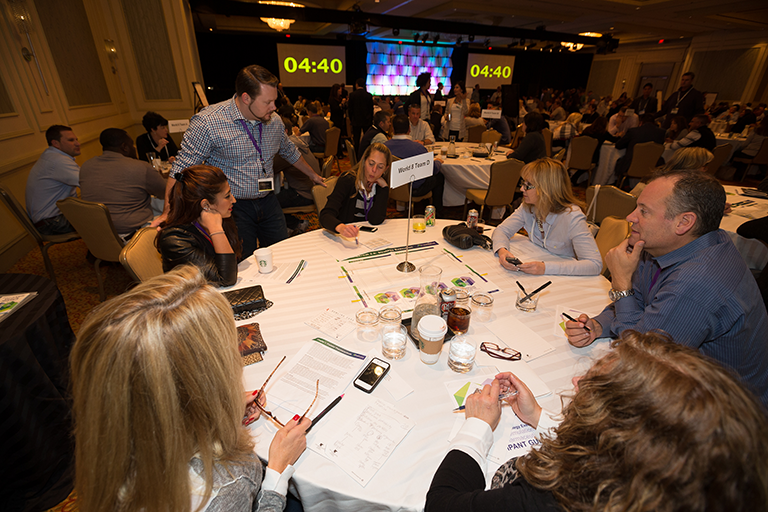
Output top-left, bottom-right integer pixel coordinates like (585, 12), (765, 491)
(154, 65), (325, 257)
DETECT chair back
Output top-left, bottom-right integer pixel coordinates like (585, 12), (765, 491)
(119, 227), (163, 282)
(595, 216), (630, 277)
(704, 144), (732, 175)
(56, 197), (124, 262)
(510, 125), (523, 149)
(626, 142), (663, 179)
(485, 158), (525, 207)
(346, 139), (358, 166)
(323, 127), (341, 158)
(321, 155), (336, 178)
(585, 185), (637, 225)
(481, 129), (501, 145)
(542, 128), (553, 157)
(389, 183), (432, 203)
(0, 183), (46, 245)
(467, 125), (485, 143)
(752, 138), (768, 165)
(568, 136), (598, 171)
(313, 175), (338, 213)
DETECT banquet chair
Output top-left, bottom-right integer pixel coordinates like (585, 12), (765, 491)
(467, 125), (485, 143)
(0, 184), (79, 286)
(705, 144), (732, 175)
(463, 158), (525, 220)
(313, 127), (341, 175)
(321, 155), (336, 178)
(566, 136), (598, 185)
(542, 128), (553, 157)
(56, 197), (125, 301)
(312, 175), (338, 213)
(595, 216), (630, 278)
(387, 155), (432, 208)
(509, 125), (523, 149)
(733, 139), (768, 181)
(618, 141), (664, 189)
(585, 185), (636, 225)
(481, 129), (502, 145)
(119, 227), (163, 282)
(346, 139), (358, 166)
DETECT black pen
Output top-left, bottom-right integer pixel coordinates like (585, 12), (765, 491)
(521, 281), (552, 303)
(561, 312), (591, 333)
(516, 281), (527, 295)
(306, 393), (344, 433)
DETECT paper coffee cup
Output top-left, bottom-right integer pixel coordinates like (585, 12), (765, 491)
(255, 247), (273, 273)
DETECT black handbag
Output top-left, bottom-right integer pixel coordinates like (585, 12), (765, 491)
(223, 285), (273, 321)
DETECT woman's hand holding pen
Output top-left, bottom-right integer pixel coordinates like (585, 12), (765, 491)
(464, 379), (502, 431)
(336, 223), (360, 239)
(494, 372), (542, 428)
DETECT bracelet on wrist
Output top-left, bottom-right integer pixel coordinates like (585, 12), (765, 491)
(209, 231), (225, 236)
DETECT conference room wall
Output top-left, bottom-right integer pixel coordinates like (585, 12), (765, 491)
(588, 30), (768, 107)
(0, 0), (201, 272)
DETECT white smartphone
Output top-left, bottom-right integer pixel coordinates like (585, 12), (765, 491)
(353, 358), (391, 393)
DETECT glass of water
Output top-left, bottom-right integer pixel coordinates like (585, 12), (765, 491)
(448, 334), (477, 373)
(356, 308), (380, 342)
(382, 324), (408, 360)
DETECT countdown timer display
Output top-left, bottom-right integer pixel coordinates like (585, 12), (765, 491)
(277, 44), (346, 87)
(464, 54), (516, 89)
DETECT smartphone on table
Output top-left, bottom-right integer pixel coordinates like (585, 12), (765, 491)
(506, 256), (523, 266)
(353, 358), (390, 393)
(359, 226), (378, 232)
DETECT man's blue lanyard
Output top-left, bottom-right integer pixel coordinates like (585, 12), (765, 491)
(239, 119), (265, 171)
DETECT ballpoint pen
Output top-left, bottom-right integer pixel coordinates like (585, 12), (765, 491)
(562, 312), (591, 333)
(520, 281), (552, 303)
(453, 389), (519, 412)
(306, 393), (344, 433)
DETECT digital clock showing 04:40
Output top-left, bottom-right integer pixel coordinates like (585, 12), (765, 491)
(470, 64), (512, 79)
(284, 57), (343, 75)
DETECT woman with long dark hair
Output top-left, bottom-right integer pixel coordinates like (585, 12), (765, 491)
(506, 112), (547, 164)
(156, 165), (241, 286)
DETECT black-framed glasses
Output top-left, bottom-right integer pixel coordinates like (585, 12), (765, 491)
(254, 356), (319, 427)
(480, 342), (522, 361)
(521, 180), (536, 190)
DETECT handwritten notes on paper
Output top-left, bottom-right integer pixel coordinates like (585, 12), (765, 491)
(306, 308), (356, 340)
(310, 396), (414, 486)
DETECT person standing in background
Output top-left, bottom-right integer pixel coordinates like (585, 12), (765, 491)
(347, 78), (374, 153)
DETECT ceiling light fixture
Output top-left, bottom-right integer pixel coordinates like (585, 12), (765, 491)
(258, 1), (304, 32)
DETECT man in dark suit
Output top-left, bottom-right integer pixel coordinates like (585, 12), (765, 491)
(613, 113), (666, 181)
(347, 78), (374, 153)
(630, 83), (658, 116)
(657, 72), (705, 129)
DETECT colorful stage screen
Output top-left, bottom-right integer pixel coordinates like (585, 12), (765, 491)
(365, 42), (453, 97)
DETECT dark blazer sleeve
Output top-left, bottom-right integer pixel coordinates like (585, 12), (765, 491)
(319, 174), (356, 232)
(426, 450), (560, 512)
(615, 131), (632, 150)
(136, 134), (152, 162)
(157, 227), (237, 287)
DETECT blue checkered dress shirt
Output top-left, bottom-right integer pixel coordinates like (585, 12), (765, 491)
(170, 96), (301, 199)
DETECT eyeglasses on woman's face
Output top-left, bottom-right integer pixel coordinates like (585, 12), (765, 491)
(520, 180), (536, 191)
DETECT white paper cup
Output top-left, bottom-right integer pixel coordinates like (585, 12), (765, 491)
(255, 247), (273, 273)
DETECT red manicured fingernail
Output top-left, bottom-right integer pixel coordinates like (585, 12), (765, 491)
(292, 414), (300, 421)
(252, 390), (259, 396)
(244, 417), (256, 426)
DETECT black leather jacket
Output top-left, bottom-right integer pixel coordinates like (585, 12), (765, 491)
(156, 224), (237, 286)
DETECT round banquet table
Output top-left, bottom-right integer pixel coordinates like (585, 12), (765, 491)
(228, 219), (612, 512)
(722, 185), (768, 270)
(435, 142), (510, 207)
(0, 274), (75, 512)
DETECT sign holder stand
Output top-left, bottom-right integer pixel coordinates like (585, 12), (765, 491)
(396, 176), (417, 273)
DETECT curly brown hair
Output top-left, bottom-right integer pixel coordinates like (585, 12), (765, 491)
(517, 330), (768, 511)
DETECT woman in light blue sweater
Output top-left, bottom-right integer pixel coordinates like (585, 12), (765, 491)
(492, 158), (602, 275)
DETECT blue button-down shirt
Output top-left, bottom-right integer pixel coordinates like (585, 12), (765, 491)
(25, 146), (80, 223)
(170, 97), (301, 200)
(594, 230), (768, 407)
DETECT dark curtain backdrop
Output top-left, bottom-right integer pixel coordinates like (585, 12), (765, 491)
(196, 32), (593, 104)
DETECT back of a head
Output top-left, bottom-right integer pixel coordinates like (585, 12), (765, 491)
(651, 167), (725, 236)
(99, 128), (131, 150)
(45, 124), (72, 146)
(165, 165), (229, 227)
(355, 77), (365, 89)
(662, 147), (713, 172)
(693, 113), (710, 126)
(71, 266), (250, 512)
(517, 330), (768, 511)
(565, 112), (582, 125)
(523, 112), (545, 133)
(640, 113), (656, 125)
(467, 104), (482, 118)
(391, 114), (409, 135)
(306, 102), (318, 114)
(236, 64), (278, 98)
(281, 116), (293, 133)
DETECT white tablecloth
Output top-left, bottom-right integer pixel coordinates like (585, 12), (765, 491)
(436, 142), (509, 207)
(230, 219), (611, 512)
(723, 185), (768, 270)
(591, 143), (624, 186)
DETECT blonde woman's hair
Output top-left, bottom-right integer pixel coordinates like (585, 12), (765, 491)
(662, 147), (714, 171)
(521, 157), (584, 218)
(517, 330), (768, 511)
(347, 142), (392, 195)
(71, 266), (252, 512)
(467, 103), (482, 118)
(565, 112), (582, 125)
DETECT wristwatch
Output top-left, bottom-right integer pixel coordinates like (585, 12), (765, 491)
(609, 288), (634, 302)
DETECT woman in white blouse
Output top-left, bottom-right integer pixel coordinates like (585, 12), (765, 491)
(442, 81), (470, 141)
(492, 158), (602, 275)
